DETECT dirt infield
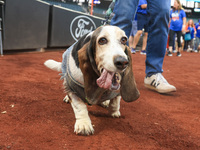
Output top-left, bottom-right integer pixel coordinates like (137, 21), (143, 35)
(0, 50), (200, 150)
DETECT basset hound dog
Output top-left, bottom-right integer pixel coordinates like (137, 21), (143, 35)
(44, 25), (140, 135)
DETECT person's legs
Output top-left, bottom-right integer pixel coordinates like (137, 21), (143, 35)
(131, 12), (147, 53)
(140, 32), (148, 55)
(168, 30), (175, 56)
(186, 40), (191, 51)
(172, 35), (176, 52)
(185, 40), (189, 50)
(196, 37), (200, 52)
(145, 0), (171, 75)
(129, 20), (138, 53)
(110, 0), (139, 37)
(110, 0), (176, 93)
(131, 20), (138, 37)
(140, 14), (149, 55)
(191, 39), (194, 50)
(132, 30), (143, 49)
(129, 36), (134, 48)
(142, 32), (148, 50)
(129, 35), (136, 53)
(144, 0), (176, 93)
(176, 31), (182, 56)
(177, 31), (182, 50)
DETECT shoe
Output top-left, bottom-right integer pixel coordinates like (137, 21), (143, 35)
(172, 49), (177, 53)
(166, 51), (172, 56)
(144, 73), (176, 93)
(135, 49), (140, 52)
(131, 48), (136, 54)
(193, 50), (198, 53)
(187, 49), (192, 52)
(177, 52), (182, 57)
(140, 50), (146, 55)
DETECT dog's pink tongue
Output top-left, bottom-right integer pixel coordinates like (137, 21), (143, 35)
(96, 69), (114, 89)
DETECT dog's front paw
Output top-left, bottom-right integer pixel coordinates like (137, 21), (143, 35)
(111, 111), (121, 118)
(74, 120), (94, 135)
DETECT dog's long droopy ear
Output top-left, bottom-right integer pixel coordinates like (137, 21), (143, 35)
(120, 46), (140, 102)
(78, 42), (105, 105)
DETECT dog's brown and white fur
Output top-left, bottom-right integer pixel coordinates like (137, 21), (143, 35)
(44, 25), (140, 135)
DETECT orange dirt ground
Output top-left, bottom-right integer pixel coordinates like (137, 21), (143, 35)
(0, 50), (200, 150)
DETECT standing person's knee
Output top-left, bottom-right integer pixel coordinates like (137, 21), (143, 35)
(144, 32), (148, 36)
(137, 30), (143, 36)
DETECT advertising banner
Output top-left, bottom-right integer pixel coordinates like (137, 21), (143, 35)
(49, 5), (103, 47)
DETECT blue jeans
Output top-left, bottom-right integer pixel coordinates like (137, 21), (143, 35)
(111, 0), (170, 76)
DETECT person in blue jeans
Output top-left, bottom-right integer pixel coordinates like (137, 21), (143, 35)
(110, 0), (176, 93)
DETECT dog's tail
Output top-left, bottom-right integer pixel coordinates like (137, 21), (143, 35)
(44, 59), (62, 72)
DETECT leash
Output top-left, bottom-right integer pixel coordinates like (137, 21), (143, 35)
(101, 0), (116, 25)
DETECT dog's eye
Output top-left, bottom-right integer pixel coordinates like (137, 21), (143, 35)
(98, 38), (107, 45)
(121, 37), (127, 45)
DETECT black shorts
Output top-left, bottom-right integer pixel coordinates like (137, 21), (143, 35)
(137, 13), (148, 32)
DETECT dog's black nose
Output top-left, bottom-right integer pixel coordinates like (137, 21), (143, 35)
(114, 56), (129, 70)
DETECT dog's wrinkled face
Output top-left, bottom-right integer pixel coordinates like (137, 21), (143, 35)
(78, 25), (140, 103)
(94, 26), (128, 91)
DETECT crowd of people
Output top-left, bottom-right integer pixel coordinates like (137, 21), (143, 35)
(183, 19), (200, 53)
(128, 0), (200, 57)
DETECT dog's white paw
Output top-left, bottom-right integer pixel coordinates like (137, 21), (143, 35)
(100, 100), (110, 108)
(74, 120), (94, 135)
(63, 95), (70, 103)
(111, 111), (121, 118)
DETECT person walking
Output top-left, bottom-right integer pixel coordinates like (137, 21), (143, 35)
(167, 0), (186, 57)
(130, 0), (148, 55)
(110, 0), (176, 93)
(185, 19), (196, 52)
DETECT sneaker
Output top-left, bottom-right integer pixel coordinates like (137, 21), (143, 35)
(172, 49), (177, 53)
(131, 48), (136, 54)
(166, 51), (172, 56)
(177, 52), (182, 57)
(193, 50), (198, 53)
(135, 49), (140, 52)
(140, 50), (146, 55)
(144, 73), (176, 93)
